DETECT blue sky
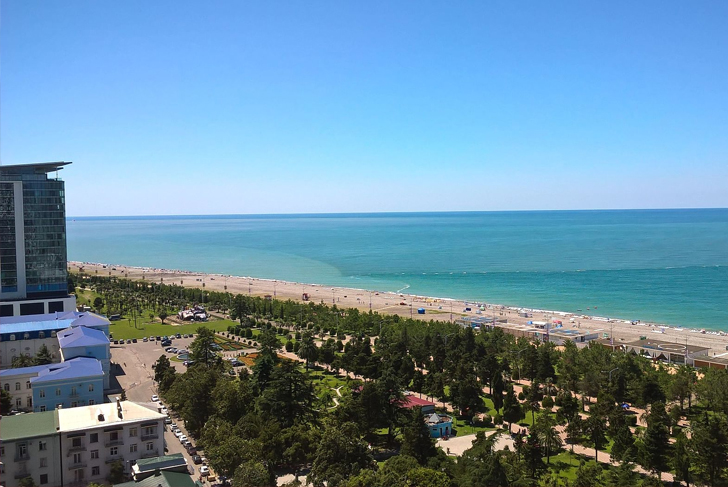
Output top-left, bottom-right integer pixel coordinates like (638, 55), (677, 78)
(2, 1), (727, 216)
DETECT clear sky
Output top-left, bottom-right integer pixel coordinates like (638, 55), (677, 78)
(2, 1), (727, 216)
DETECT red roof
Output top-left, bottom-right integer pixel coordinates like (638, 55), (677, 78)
(402, 395), (436, 408)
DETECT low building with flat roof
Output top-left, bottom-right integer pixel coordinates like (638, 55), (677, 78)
(401, 394), (436, 415)
(692, 354), (728, 370)
(130, 453), (188, 480)
(115, 470), (198, 487)
(622, 337), (710, 365)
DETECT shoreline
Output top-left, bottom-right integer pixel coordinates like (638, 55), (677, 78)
(69, 261), (728, 356)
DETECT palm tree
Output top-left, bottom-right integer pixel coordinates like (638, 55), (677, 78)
(298, 332), (318, 370)
(534, 414), (563, 464)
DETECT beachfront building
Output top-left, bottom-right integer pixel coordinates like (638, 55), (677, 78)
(692, 354), (728, 370)
(0, 400), (167, 487)
(622, 337), (710, 365)
(0, 162), (76, 317)
(0, 311), (110, 369)
(0, 357), (103, 412)
(58, 325), (111, 388)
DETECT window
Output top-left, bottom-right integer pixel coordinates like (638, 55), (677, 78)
(51, 331), (57, 338)
(39, 389), (45, 398)
(39, 441), (47, 451)
(24, 333), (29, 340)
(27, 397), (32, 408)
(73, 453), (82, 464)
(90, 433), (98, 443)
(40, 457), (48, 468)
(71, 401), (78, 407)
(110, 446), (118, 456)
(110, 431), (119, 441)
(146, 442), (154, 451)
(39, 331), (45, 339)
(40, 474), (48, 485)
(3, 383), (8, 391)
(26, 380), (31, 389)
(0, 445), (4, 456)
(10, 334), (15, 341)
(55, 388), (61, 396)
(72, 438), (82, 448)
(15, 382), (20, 390)
(143, 426), (156, 436)
(16, 397), (21, 407)
(88, 384), (94, 392)
(40, 405), (46, 412)
(17, 443), (28, 458)
(89, 399), (95, 405)
(129, 427), (137, 437)
(71, 386), (77, 396)
(129, 444), (137, 453)
(92, 466), (100, 476)
(91, 450), (99, 459)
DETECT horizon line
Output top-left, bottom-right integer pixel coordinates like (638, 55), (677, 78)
(66, 207), (728, 219)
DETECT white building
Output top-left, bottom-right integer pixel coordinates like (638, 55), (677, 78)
(0, 401), (166, 487)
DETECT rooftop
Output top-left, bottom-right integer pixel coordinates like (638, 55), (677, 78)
(32, 357), (103, 384)
(402, 395), (436, 409)
(0, 364), (52, 378)
(0, 161), (72, 175)
(134, 453), (187, 473)
(115, 471), (197, 487)
(58, 325), (110, 348)
(623, 338), (711, 355)
(0, 410), (58, 441)
(58, 400), (165, 433)
(0, 311), (109, 335)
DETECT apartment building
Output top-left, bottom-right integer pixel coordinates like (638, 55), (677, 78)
(0, 401), (166, 487)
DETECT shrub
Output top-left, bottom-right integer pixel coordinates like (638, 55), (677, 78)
(285, 342), (293, 352)
(493, 412), (503, 425)
(295, 332), (302, 341)
(542, 396), (554, 409)
(293, 342), (301, 353)
(518, 392), (525, 401)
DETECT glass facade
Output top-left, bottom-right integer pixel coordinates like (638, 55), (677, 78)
(0, 163), (69, 301)
(0, 182), (18, 293)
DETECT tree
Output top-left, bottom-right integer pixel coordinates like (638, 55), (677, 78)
(672, 430), (692, 487)
(691, 412), (728, 487)
(298, 332), (318, 370)
(233, 461), (276, 487)
(572, 461), (602, 487)
(152, 355), (176, 393)
(608, 421), (634, 464)
(93, 296), (103, 309)
(524, 382), (542, 425)
(585, 415), (606, 463)
(12, 354), (34, 368)
(502, 385), (523, 431)
(640, 402), (670, 479)
(33, 344), (53, 365)
(158, 311), (168, 324)
(308, 422), (373, 487)
(257, 359), (317, 428)
(1, 389), (12, 415)
(230, 294), (251, 325)
(400, 407), (438, 465)
(107, 460), (125, 484)
(190, 326), (220, 367)
(534, 413), (562, 464)
(456, 432), (509, 487)
(565, 416), (583, 456)
(522, 430), (546, 481)
(18, 477), (36, 487)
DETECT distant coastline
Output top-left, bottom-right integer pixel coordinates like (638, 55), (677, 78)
(70, 261), (728, 356)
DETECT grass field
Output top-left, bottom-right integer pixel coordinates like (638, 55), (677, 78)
(109, 319), (231, 340)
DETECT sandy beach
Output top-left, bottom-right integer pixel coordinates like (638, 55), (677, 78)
(70, 261), (728, 356)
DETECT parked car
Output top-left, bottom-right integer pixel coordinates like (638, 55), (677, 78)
(192, 455), (202, 465)
(165, 347), (174, 353)
(151, 395), (159, 402)
(175, 333), (182, 339)
(126, 339), (132, 344)
(156, 336), (162, 341)
(161, 340), (172, 347)
(182, 439), (192, 449)
(175, 430), (184, 439)
(183, 360), (195, 367)
(132, 338), (137, 343)
(113, 340), (119, 344)
(165, 417), (172, 424)
(161, 407), (168, 415)
(179, 435), (188, 443)
(143, 337), (148, 342)
(200, 466), (209, 476)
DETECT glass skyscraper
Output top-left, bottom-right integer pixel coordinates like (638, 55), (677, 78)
(0, 162), (75, 316)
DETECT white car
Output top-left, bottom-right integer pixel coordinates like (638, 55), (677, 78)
(200, 466), (209, 476)
(175, 430), (184, 438)
(161, 407), (168, 415)
(179, 435), (188, 443)
(151, 395), (159, 402)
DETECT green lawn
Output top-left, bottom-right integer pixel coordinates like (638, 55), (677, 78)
(109, 319), (231, 340)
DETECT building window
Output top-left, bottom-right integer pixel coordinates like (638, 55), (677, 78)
(27, 397), (32, 408)
(39, 441), (47, 451)
(51, 331), (57, 337)
(40, 405), (46, 412)
(40, 474), (48, 485)
(16, 397), (22, 407)
(71, 401), (78, 407)
(109, 431), (119, 442)
(90, 433), (98, 443)
(26, 380), (31, 389)
(72, 438), (82, 448)
(73, 453), (82, 464)
(55, 388), (61, 396)
(40, 457), (48, 468)
(0, 445), (4, 456)
(3, 383), (8, 391)
(39, 332), (45, 339)
(15, 382), (20, 390)
(143, 426), (156, 436)
(91, 450), (99, 459)
(146, 442), (154, 451)
(17, 443), (28, 458)
(24, 333), (29, 340)
(39, 389), (45, 398)
(92, 466), (100, 476)
(89, 399), (95, 405)
(10, 334), (15, 341)
(129, 444), (137, 453)
(129, 427), (137, 437)
(110, 446), (118, 456)
(71, 386), (77, 396)
(88, 384), (94, 392)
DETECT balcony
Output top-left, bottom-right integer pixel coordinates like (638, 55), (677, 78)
(105, 455), (123, 464)
(14, 453), (30, 462)
(104, 439), (124, 447)
(141, 449), (159, 459)
(141, 433), (158, 441)
(14, 470), (31, 479)
(68, 462), (87, 470)
(67, 444), (86, 453)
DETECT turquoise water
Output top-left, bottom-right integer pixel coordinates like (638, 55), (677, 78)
(67, 209), (728, 329)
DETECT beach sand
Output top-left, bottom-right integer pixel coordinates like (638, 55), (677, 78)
(69, 261), (728, 356)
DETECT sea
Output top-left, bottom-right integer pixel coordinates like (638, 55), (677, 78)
(67, 209), (728, 330)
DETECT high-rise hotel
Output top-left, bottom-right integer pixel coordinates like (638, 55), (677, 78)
(0, 162), (76, 316)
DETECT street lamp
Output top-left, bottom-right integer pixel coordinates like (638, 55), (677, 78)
(602, 367), (619, 383)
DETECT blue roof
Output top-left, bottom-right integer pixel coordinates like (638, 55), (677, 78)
(57, 326), (109, 349)
(0, 364), (50, 378)
(0, 311), (109, 335)
(31, 357), (103, 384)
